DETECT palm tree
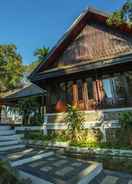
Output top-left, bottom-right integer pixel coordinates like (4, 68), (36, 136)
(34, 47), (49, 62)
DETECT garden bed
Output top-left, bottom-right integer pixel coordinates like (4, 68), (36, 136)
(25, 139), (132, 158)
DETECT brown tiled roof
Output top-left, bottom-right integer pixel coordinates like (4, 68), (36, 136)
(29, 7), (132, 81)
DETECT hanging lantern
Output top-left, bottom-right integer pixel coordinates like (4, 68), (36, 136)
(55, 100), (67, 112)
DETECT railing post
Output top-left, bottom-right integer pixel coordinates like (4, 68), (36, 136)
(43, 115), (48, 135)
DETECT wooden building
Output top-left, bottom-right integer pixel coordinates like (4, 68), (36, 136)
(29, 8), (132, 123)
(0, 84), (46, 124)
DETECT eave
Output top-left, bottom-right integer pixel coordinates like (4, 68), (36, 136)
(30, 53), (132, 83)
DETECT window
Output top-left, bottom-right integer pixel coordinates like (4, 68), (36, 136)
(102, 74), (127, 101)
(111, 76), (126, 99)
(103, 79), (113, 98)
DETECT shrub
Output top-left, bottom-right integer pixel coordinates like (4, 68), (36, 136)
(65, 105), (85, 142)
(119, 112), (132, 128)
(70, 129), (102, 147)
(0, 160), (31, 184)
(24, 130), (69, 142)
(118, 111), (132, 145)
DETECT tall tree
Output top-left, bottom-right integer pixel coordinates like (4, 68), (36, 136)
(24, 46), (49, 74)
(107, 0), (132, 27)
(0, 44), (23, 95)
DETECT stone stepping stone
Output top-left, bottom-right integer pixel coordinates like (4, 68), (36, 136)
(53, 160), (68, 167)
(128, 181), (132, 184)
(101, 176), (118, 184)
(71, 162), (82, 167)
(55, 166), (74, 176)
(41, 166), (52, 172)
(29, 160), (47, 168)
(16, 155), (103, 184)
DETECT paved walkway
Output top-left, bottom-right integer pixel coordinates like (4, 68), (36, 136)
(0, 124), (132, 184)
(89, 170), (132, 184)
(2, 146), (132, 184)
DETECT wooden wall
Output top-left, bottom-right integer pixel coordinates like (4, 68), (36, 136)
(51, 22), (132, 68)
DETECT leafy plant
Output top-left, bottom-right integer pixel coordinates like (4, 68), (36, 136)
(118, 111), (132, 145)
(0, 160), (31, 184)
(24, 130), (68, 142)
(65, 105), (85, 142)
(119, 111), (132, 128)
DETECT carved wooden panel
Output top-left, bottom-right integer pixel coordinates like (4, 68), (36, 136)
(55, 22), (132, 67)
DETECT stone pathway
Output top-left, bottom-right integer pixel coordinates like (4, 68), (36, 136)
(0, 125), (102, 184)
(16, 153), (102, 184)
(89, 170), (132, 184)
(0, 124), (132, 184)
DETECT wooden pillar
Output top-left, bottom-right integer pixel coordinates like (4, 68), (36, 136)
(72, 82), (78, 106)
(93, 80), (99, 103)
(97, 80), (104, 105)
(94, 79), (104, 107)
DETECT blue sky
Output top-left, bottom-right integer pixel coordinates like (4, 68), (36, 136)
(0, 0), (125, 64)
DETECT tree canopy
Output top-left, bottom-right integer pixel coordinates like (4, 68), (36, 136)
(0, 45), (23, 94)
(34, 46), (49, 62)
(24, 46), (49, 74)
(107, 0), (132, 27)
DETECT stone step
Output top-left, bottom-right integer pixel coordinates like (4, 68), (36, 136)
(0, 129), (15, 136)
(0, 134), (23, 141)
(0, 144), (25, 152)
(11, 151), (54, 167)
(101, 176), (119, 184)
(19, 170), (52, 184)
(128, 181), (132, 184)
(3, 147), (32, 155)
(0, 125), (11, 130)
(0, 140), (20, 146)
(7, 149), (48, 162)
